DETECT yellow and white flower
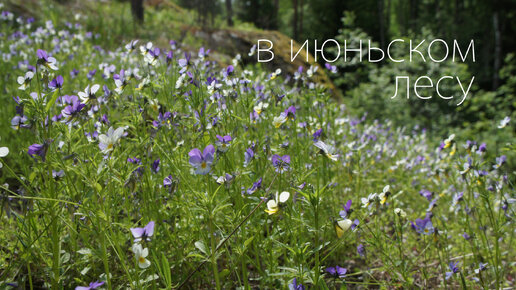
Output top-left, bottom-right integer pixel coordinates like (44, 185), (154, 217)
(265, 191), (290, 215)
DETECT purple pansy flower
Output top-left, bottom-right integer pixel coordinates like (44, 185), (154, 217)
(36, 49), (58, 70)
(326, 265), (347, 278)
(271, 154), (290, 173)
(164, 175), (174, 187)
(288, 278), (305, 290)
(313, 128), (323, 141)
(11, 115), (29, 130)
(130, 221), (155, 242)
(411, 216), (434, 235)
(419, 189), (433, 201)
(75, 281), (105, 290)
(153, 112), (172, 129)
(357, 244), (366, 257)
(493, 155), (506, 169)
(61, 98), (85, 121)
(48, 75), (63, 90)
(284, 106), (296, 120)
(215, 135), (232, 152)
(445, 261), (460, 280)
(28, 143), (48, 161)
(244, 147), (254, 167)
(151, 158), (160, 173)
(246, 178), (262, 195)
(325, 63), (337, 73)
(339, 200), (352, 219)
(188, 145), (215, 175)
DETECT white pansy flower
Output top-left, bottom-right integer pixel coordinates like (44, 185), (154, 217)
(98, 127), (124, 154)
(132, 243), (151, 269)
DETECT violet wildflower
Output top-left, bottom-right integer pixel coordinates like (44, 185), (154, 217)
(166, 50), (173, 64)
(476, 143), (487, 155)
(28, 143), (48, 161)
(125, 39), (139, 52)
(11, 115), (29, 130)
(312, 128), (323, 141)
(178, 52), (191, 74)
(265, 191), (290, 215)
(17, 71), (34, 90)
(215, 135), (232, 152)
(361, 193), (377, 209)
(75, 281), (105, 290)
(86, 69), (97, 80)
(52, 170), (65, 179)
(244, 147), (254, 167)
(163, 175), (173, 187)
(314, 140), (339, 161)
(36, 49), (58, 70)
(325, 265), (347, 278)
(452, 191), (464, 208)
(61, 99), (85, 122)
(132, 243), (151, 269)
(145, 47), (160, 66)
(130, 221), (155, 242)
(459, 158), (472, 175)
(253, 102), (268, 115)
(325, 63), (338, 73)
(419, 189), (433, 201)
(498, 116), (510, 129)
(474, 262), (488, 274)
(114, 69), (128, 94)
(284, 106), (296, 120)
(411, 216), (434, 235)
(153, 112), (172, 129)
(378, 185), (391, 205)
(269, 68), (281, 80)
(394, 208), (407, 218)
(188, 145), (215, 175)
(98, 127), (125, 154)
(70, 68), (79, 78)
(271, 154), (290, 173)
(127, 157), (143, 177)
(0, 146), (8, 169)
(357, 244), (366, 257)
(78, 84), (100, 104)
(246, 178), (262, 195)
(493, 155), (506, 169)
(339, 200), (352, 219)
(288, 278), (305, 290)
(351, 219), (360, 231)
(151, 158), (160, 173)
(48, 75), (63, 90)
(445, 261), (460, 280)
(272, 112), (288, 128)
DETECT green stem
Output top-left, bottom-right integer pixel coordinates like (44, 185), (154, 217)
(209, 217), (221, 290)
(51, 204), (60, 289)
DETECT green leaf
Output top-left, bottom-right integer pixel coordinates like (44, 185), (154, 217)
(194, 241), (208, 256)
(45, 90), (60, 112)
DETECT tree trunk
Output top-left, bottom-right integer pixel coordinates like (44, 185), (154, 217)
(378, 0), (385, 49)
(131, 0), (144, 24)
(292, 0), (298, 40)
(299, 0), (303, 38)
(409, 0), (418, 26)
(273, 0), (279, 29)
(493, 11), (501, 89)
(225, 0), (233, 27)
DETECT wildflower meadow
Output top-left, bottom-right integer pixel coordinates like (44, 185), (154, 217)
(0, 1), (514, 289)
